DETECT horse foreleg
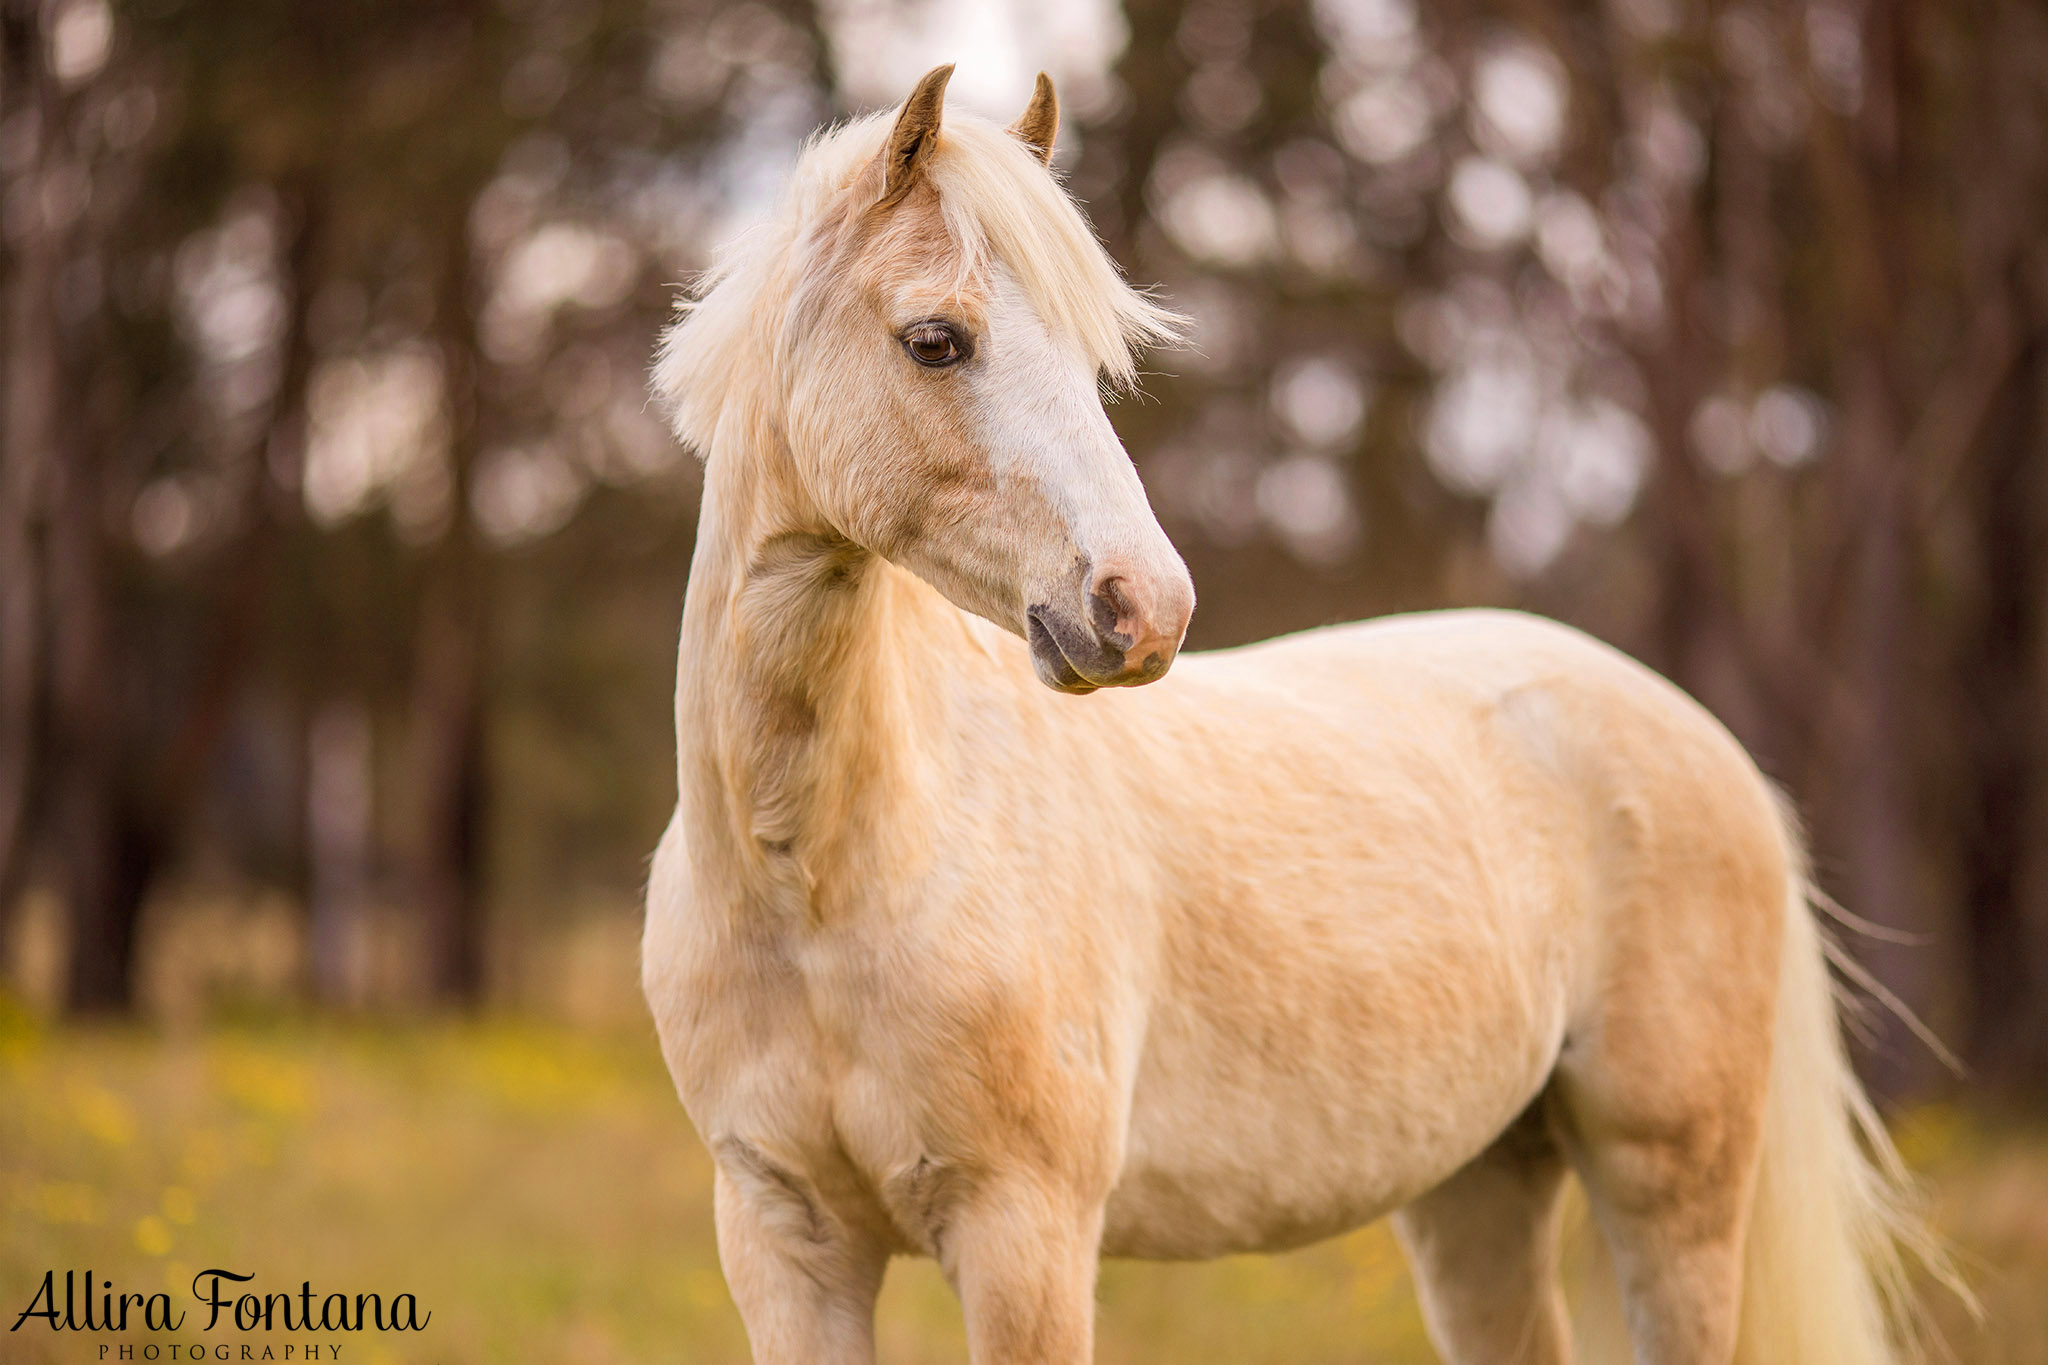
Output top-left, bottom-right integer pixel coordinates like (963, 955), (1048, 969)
(1394, 1099), (1574, 1365)
(712, 1164), (887, 1365)
(942, 1180), (1103, 1365)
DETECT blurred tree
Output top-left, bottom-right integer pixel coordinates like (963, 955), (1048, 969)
(4, 0), (168, 1011)
(0, 0), (58, 942)
(0, 0), (831, 1012)
(3, 0), (2043, 1096)
(414, 190), (493, 1005)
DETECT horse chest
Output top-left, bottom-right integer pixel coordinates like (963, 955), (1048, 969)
(649, 865), (1024, 1191)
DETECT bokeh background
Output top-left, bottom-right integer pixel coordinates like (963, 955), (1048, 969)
(3, 0), (2046, 1359)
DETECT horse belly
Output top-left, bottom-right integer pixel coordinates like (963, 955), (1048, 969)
(1100, 920), (1567, 1260)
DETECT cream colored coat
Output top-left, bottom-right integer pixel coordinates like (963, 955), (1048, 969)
(643, 68), (1935, 1365)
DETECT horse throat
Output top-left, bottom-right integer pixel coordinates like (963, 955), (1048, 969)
(677, 471), (943, 918)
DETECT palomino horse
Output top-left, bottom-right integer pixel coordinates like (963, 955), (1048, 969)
(643, 66), (1938, 1364)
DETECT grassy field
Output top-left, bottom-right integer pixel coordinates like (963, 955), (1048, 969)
(2, 1002), (2043, 1363)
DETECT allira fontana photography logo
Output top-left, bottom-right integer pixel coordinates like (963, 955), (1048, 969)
(11, 1269), (429, 1359)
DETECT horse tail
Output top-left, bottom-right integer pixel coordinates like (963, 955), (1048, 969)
(1722, 827), (1944, 1363)
(1572, 802), (1964, 1364)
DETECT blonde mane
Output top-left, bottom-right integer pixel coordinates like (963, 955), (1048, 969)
(652, 106), (1182, 455)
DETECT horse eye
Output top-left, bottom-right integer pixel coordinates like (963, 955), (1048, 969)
(903, 323), (964, 368)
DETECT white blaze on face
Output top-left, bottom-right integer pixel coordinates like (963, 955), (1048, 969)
(949, 265), (1194, 692)
(967, 267), (1178, 612)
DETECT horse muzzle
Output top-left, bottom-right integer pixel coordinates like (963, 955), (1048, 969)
(1026, 562), (1193, 694)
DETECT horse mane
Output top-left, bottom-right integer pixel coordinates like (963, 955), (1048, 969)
(652, 105), (1183, 457)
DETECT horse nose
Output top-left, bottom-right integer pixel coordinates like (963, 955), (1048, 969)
(1087, 565), (1193, 684)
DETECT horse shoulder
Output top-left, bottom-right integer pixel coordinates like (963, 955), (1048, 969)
(642, 808), (840, 1156)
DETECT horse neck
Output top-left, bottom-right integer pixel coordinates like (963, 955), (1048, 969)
(676, 420), (956, 917)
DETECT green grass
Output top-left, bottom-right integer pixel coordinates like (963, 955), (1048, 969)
(1, 1007), (2041, 1362)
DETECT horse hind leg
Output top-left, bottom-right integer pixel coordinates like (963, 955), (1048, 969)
(1550, 933), (1776, 1364)
(1393, 1098), (1573, 1365)
(1553, 1071), (1764, 1365)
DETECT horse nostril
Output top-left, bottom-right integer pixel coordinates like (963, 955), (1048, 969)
(1088, 576), (1138, 649)
(1078, 563), (1190, 685)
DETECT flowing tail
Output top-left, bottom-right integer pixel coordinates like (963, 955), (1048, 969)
(1728, 852), (1950, 1363)
(1573, 808), (1965, 1363)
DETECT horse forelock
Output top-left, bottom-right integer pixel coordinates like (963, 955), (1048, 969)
(651, 106), (1183, 459)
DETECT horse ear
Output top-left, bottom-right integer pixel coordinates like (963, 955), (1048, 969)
(878, 64), (954, 208)
(1009, 72), (1059, 165)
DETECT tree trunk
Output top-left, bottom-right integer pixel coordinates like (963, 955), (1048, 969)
(159, 178), (328, 822)
(1831, 355), (1937, 1097)
(412, 579), (487, 1006)
(4, 0), (157, 1014)
(55, 778), (156, 1014)
(0, 0), (55, 966)
(411, 207), (490, 1008)
(1958, 337), (2048, 1091)
(307, 697), (374, 1006)
(46, 403), (154, 1015)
